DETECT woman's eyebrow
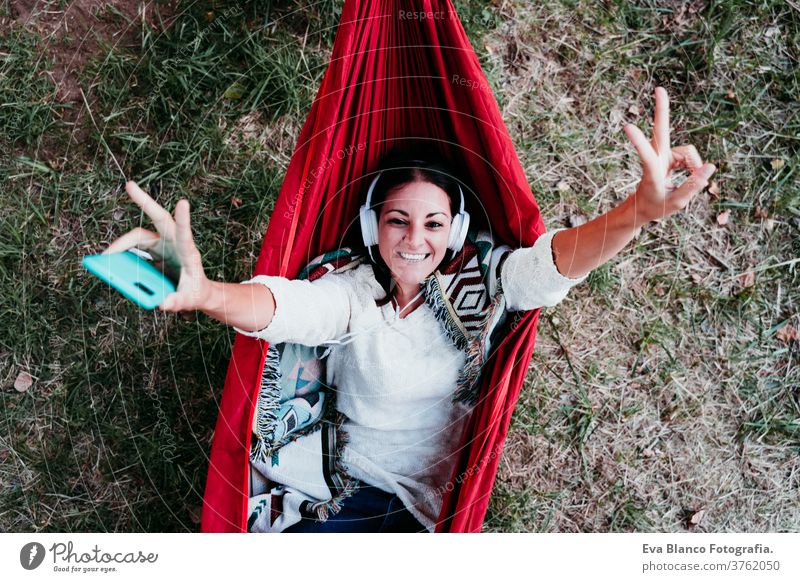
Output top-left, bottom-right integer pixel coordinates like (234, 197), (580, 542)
(385, 209), (448, 217)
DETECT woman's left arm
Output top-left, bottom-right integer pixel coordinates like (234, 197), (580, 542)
(551, 87), (716, 279)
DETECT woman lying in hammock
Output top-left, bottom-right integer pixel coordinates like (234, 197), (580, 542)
(104, 87), (715, 532)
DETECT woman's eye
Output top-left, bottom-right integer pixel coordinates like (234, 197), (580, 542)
(386, 218), (443, 228)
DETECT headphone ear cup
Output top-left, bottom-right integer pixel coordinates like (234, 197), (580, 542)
(448, 211), (470, 253)
(359, 205), (379, 248)
(459, 211), (471, 248)
(447, 214), (462, 250)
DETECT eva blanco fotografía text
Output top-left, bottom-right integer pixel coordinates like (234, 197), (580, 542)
(643, 543), (772, 557)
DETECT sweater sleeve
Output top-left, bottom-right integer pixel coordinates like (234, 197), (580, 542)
(232, 270), (356, 346)
(502, 229), (588, 312)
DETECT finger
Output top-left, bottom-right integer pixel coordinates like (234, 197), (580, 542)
(102, 227), (160, 255)
(174, 199), (200, 267)
(667, 163), (716, 209)
(653, 87), (670, 155)
(125, 181), (176, 235)
(624, 124), (659, 168)
(159, 292), (187, 312)
(160, 292), (198, 316)
(670, 145), (703, 171)
(159, 293), (176, 312)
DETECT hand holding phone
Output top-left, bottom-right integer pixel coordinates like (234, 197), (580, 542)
(83, 249), (177, 310)
(90, 181), (213, 312)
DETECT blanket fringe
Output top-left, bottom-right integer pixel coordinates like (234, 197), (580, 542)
(250, 345), (283, 463)
(422, 275), (469, 351)
(452, 276), (507, 405)
(306, 411), (361, 521)
(250, 346), (334, 464)
(422, 269), (508, 406)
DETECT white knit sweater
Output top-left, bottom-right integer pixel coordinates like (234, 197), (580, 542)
(234, 229), (586, 531)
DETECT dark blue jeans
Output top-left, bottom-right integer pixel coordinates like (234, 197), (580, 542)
(283, 485), (428, 533)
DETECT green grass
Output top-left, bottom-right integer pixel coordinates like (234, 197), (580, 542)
(2, 0), (799, 533)
(0, 0), (331, 532)
(0, 33), (64, 147)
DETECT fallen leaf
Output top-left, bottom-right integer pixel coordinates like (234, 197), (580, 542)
(628, 104), (641, 116)
(716, 210), (730, 226)
(224, 81), (246, 100)
(776, 324), (799, 343)
(770, 158), (784, 170)
(14, 371), (33, 392)
(688, 509), (706, 526)
(674, 5), (688, 25)
(737, 271), (756, 289)
(188, 506), (202, 525)
(765, 218), (775, 232)
(708, 181), (720, 198)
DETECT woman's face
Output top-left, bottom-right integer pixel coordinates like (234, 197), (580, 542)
(377, 181), (453, 288)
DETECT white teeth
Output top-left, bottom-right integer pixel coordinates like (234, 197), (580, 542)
(398, 252), (428, 262)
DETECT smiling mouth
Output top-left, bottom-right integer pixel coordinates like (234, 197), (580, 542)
(396, 252), (430, 263)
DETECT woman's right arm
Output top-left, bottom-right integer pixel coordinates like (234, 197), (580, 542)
(107, 181), (277, 332)
(201, 280), (276, 333)
(105, 181), (352, 344)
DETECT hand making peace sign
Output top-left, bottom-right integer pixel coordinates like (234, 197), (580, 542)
(624, 87), (716, 224)
(102, 181), (212, 313)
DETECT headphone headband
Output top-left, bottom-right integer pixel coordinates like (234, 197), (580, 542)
(364, 162), (466, 217)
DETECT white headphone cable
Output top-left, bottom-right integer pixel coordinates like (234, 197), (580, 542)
(314, 286), (425, 359)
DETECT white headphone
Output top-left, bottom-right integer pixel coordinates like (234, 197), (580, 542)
(359, 161), (471, 262)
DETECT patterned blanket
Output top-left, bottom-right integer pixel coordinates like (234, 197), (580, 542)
(247, 229), (513, 532)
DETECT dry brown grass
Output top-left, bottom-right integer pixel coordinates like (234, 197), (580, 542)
(484, 0), (799, 532)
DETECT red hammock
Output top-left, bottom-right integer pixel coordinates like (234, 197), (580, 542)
(201, 0), (546, 533)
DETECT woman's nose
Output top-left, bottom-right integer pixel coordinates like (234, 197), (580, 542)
(404, 223), (424, 247)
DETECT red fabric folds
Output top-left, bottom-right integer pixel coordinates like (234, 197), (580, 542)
(201, 0), (546, 533)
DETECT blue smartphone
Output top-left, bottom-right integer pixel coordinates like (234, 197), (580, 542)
(82, 250), (177, 310)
